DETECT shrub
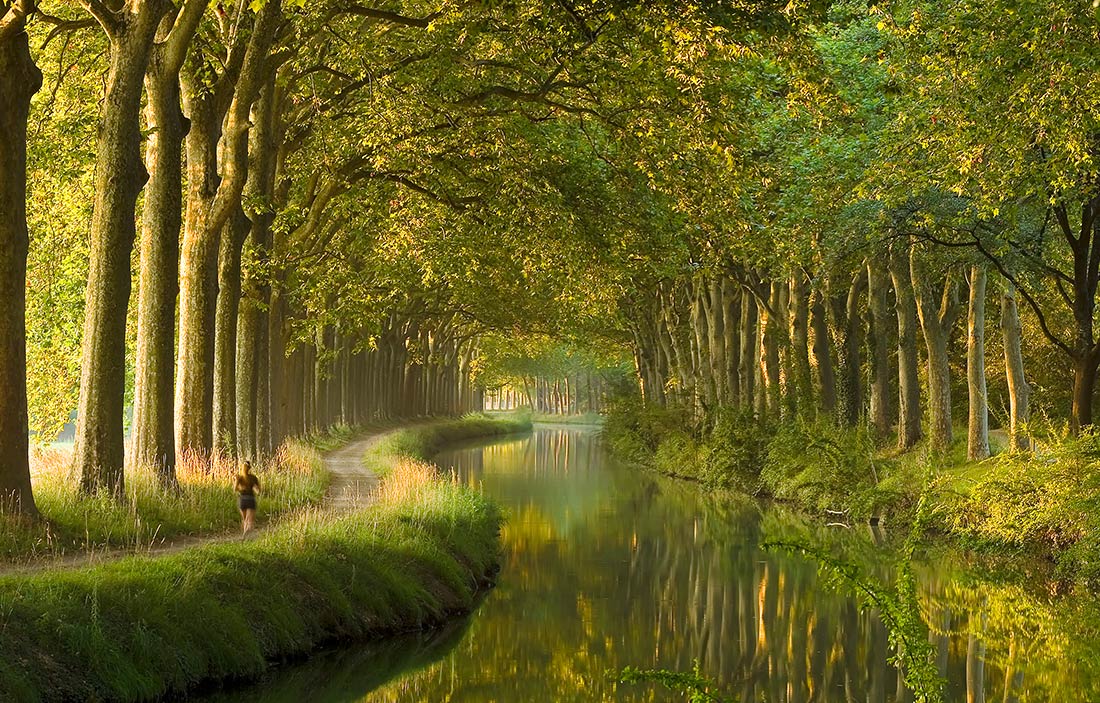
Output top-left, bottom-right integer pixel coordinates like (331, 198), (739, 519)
(697, 408), (769, 491)
(761, 416), (880, 516)
(940, 427), (1100, 554)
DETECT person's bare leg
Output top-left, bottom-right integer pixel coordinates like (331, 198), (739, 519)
(240, 508), (247, 533)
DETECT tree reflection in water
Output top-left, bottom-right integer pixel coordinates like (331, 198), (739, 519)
(196, 428), (1100, 703)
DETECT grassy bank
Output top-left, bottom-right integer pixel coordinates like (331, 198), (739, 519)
(606, 402), (1100, 584)
(0, 416), (512, 702)
(363, 412), (532, 477)
(5, 436), (333, 562)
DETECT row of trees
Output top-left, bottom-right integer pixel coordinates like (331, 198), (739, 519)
(605, 0), (1100, 461)
(626, 253), (1029, 458)
(2, 0), (809, 516)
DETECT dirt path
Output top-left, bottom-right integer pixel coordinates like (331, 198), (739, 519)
(323, 433), (386, 510)
(0, 427), (398, 577)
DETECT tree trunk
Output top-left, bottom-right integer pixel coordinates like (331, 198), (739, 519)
(788, 272), (813, 416)
(829, 269), (865, 427)
(810, 285), (836, 415)
(890, 251), (922, 449)
(739, 291), (758, 411)
(212, 206), (249, 456)
(132, 39), (184, 479)
(1000, 281), (1030, 452)
(0, 6), (41, 515)
(867, 257), (893, 439)
(1071, 353), (1099, 434)
(176, 77), (222, 458)
(705, 277), (726, 408)
(722, 278), (741, 405)
(967, 266), (990, 460)
(760, 283), (782, 419)
(911, 250), (960, 452)
(75, 1), (169, 494)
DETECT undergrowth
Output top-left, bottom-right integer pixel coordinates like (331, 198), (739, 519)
(605, 401), (1100, 582)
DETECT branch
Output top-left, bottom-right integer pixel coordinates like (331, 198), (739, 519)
(75, 0), (120, 35)
(342, 3), (441, 28)
(34, 12), (98, 48)
(971, 237), (1073, 357)
(164, 0), (209, 70)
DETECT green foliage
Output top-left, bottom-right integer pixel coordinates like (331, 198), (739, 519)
(619, 660), (732, 703)
(602, 399), (692, 466)
(939, 425), (1100, 581)
(761, 416), (882, 515)
(696, 407), (769, 490)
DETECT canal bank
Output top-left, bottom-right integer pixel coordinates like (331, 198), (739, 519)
(0, 415), (528, 702)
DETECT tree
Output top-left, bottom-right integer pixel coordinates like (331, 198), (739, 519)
(0, 0), (41, 515)
(72, 0), (170, 495)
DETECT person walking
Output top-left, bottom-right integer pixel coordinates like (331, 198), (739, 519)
(235, 460), (261, 534)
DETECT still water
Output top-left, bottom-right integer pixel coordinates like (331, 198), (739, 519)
(197, 427), (1095, 702)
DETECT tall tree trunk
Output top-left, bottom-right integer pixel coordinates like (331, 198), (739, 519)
(239, 78), (278, 458)
(867, 258), (893, 439)
(810, 285), (836, 415)
(75, 0), (169, 494)
(212, 206), (249, 456)
(176, 0), (279, 458)
(722, 278), (741, 405)
(739, 291), (758, 411)
(705, 277), (726, 408)
(911, 250), (960, 452)
(0, 3), (41, 515)
(760, 284), (782, 419)
(176, 78), (222, 458)
(890, 251), (922, 449)
(788, 272), (813, 416)
(967, 266), (990, 460)
(829, 269), (866, 427)
(1000, 281), (1030, 452)
(131, 0), (208, 481)
(132, 36), (183, 479)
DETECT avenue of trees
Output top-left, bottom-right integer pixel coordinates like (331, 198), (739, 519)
(3, 0), (1099, 517)
(615, 1), (1100, 470)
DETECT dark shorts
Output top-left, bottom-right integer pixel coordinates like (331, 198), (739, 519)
(238, 493), (257, 511)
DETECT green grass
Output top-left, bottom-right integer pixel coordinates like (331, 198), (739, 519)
(0, 417), (511, 702)
(0, 465), (502, 702)
(5, 439), (329, 562)
(363, 412), (533, 477)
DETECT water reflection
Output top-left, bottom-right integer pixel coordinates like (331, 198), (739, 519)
(195, 428), (1096, 702)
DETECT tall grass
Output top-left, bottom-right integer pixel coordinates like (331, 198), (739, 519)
(2, 439), (328, 562)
